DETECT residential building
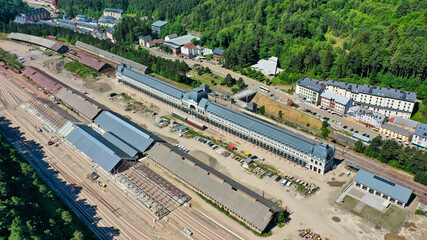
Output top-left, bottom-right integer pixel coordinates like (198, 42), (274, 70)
(76, 14), (89, 22)
(320, 90), (353, 116)
(198, 46), (212, 56)
(380, 123), (413, 143)
(213, 48), (225, 61)
(325, 80), (416, 119)
(116, 64), (336, 175)
(14, 8), (51, 24)
(146, 38), (164, 48)
(151, 20), (168, 34)
(106, 27), (115, 42)
(163, 35), (200, 54)
(165, 33), (177, 41)
(347, 106), (386, 130)
(354, 169), (413, 207)
(296, 78), (326, 105)
(77, 22), (101, 31)
(412, 123), (427, 148)
(139, 35), (152, 47)
(98, 16), (119, 27)
(103, 8), (124, 19)
(181, 43), (199, 58)
(387, 116), (420, 132)
(251, 56), (281, 76)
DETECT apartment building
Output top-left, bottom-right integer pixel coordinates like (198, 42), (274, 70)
(320, 90), (353, 116)
(325, 80), (416, 119)
(412, 123), (427, 148)
(296, 78), (326, 105)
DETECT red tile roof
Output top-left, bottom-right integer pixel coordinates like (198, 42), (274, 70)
(65, 49), (107, 71)
(22, 66), (63, 94)
(183, 43), (198, 50)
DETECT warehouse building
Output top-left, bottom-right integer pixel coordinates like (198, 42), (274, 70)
(117, 64), (335, 174)
(354, 169), (413, 207)
(58, 123), (132, 172)
(296, 78), (326, 105)
(22, 66), (63, 94)
(65, 49), (107, 71)
(14, 8), (51, 24)
(326, 80), (416, 119)
(8, 33), (68, 53)
(147, 142), (284, 233)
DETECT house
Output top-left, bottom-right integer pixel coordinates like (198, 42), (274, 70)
(139, 35), (152, 47)
(146, 38), (164, 48)
(320, 90), (353, 116)
(103, 8), (125, 19)
(181, 43), (199, 58)
(251, 57), (281, 76)
(14, 8), (51, 24)
(296, 78), (326, 105)
(98, 16), (120, 27)
(213, 48), (225, 61)
(380, 123), (413, 143)
(354, 169), (413, 208)
(326, 80), (416, 119)
(106, 27), (115, 43)
(197, 46), (212, 56)
(151, 20), (168, 34)
(412, 123), (427, 148)
(165, 33), (178, 41)
(347, 106), (386, 130)
(163, 35), (200, 54)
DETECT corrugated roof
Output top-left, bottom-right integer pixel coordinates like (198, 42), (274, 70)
(326, 80), (416, 102)
(251, 57), (278, 76)
(117, 64), (184, 99)
(56, 88), (103, 120)
(297, 78), (325, 93)
(355, 169), (412, 203)
(22, 66), (63, 94)
(75, 41), (148, 73)
(148, 143), (283, 232)
(94, 111), (161, 153)
(320, 90), (351, 105)
(8, 33), (67, 52)
(65, 124), (123, 172)
(163, 35), (200, 47)
(103, 132), (139, 158)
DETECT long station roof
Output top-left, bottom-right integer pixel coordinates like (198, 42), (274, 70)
(8, 33), (68, 53)
(22, 66), (63, 94)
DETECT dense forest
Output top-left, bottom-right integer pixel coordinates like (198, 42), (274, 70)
(57, 0), (427, 99)
(0, 0), (30, 23)
(0, 132), (95, 239)
(354, 137), (427, 185)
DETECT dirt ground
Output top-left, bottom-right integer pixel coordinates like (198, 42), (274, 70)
(83, 82), (112, 93)
(252, 93), (323, 132)
(4, 39), (424, 240)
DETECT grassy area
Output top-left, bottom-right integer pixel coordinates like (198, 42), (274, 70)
(411, 102), (427, 124)
(64, 61), (99, 81)
(415, 209), (427, 216)
(340, 195), (407, 233)
(0, 47), (24, 70)
(0, 35), (10, 40)
(251, 94), (323, 132)
(192, 72), (224, 86)
(281, 88), (295, 95)
(338, 129), (353, 137)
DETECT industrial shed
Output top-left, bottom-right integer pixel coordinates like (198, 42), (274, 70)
(65, 49), (107, 71)
(75, 41), (148, 73)
(8, 32), (68, 53)
(62, 124), (129, 172)
(147, 142), (284, 233)
(22, 66), (63, 94)
(56, 88), (103, 120)
(94, 111), (162, 153)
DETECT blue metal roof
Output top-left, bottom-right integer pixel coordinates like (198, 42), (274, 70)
(213, 48), (225, 55)
(66, 125), (124, 172)
(206, 102), (334, 161)
(58, 19), (76, 26)
(355, 169), (413, 203)
(151, 20), (168, 27)
(117, 64), (185, 99)
(103, 132), (139, 158)
(94, 111), (161, 153)
(58, 22), (78, 30)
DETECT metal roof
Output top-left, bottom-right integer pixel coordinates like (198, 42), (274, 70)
(22, 8), (50, 18)
(148, 143), (283, 232)
(76, 41), (148, 73)
(103, 132), (139, 158)
(297, 78), (325, 93)
(65, 124), (124, 172)
(117, 64), (185, 99)
(213, 48), (225, 55)
(389, 116), (420, 130)
(355, 169), (412, 203)
(414, 123), (427, 138)
(22, 66), (63, 94)
(163, 35), (200, 47)
(151, 20), (168, 27)
(57, 19), (77, 26)
(8, 33), (68, 52)
(104, 8), (125, 14)
(381, 123), (413, 137)
(56, 88), (103, 120)
(206, 102), (334, 162)
(326, 80), (416, 102)
(65, 49), (107, 71)
(251, 57), (278, 76)
(320, 90), (352, 105)
(94, 111), (161, 153)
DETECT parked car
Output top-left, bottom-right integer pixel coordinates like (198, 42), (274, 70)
(350, 128), (354, 132)
(343, 126), (348, 129)
(267, 172), (274, 178)
(275, 176), (282, 182)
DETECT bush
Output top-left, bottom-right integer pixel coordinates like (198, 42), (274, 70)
(231, 87), (239, 93)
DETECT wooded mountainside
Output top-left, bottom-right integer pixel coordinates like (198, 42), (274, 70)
(57, 0), (427, 99)
(0, 0), (30, 23)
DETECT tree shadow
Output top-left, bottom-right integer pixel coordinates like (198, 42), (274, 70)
(0, 116), (120, 239)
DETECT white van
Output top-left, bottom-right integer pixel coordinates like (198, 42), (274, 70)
(281, 179), (288, 185)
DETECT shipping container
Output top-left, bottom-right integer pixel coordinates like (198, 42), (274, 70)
(227, 143), (235, 150)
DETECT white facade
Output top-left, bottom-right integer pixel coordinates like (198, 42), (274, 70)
(296, 85), (321, 105)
